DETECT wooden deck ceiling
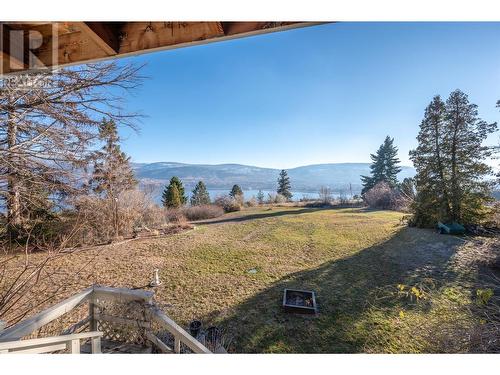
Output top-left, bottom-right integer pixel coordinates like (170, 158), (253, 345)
(0, 22), (317, 75)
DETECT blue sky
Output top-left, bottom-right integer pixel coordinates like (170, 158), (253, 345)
(117, 22), (500, 169)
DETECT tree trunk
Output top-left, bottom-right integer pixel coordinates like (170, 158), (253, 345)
(6, 104), (22, 230)
(433, 121), (452, 220)
(449, 108), (460, 222)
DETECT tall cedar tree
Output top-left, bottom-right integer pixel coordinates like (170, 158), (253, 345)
(162, 176), (187, 208)
(409, 96), (451, 225)
(277, 170), (293, 200)
(90, 118), (137, 199)
(229, 184), (243, 198)
(361, 136), (402, 194)
(167, 184), (182, 208)
(191, 181), (211, 206)
(410, 90), (497, 226)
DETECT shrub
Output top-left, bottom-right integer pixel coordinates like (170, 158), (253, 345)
(245, 197), (258, 207)
(165, 208), (187, 224)
(214, 195), (241, 213)
(118, 189), (166, 229)
(72, 189), (167, 244)
(364, 181), (404, 210)
(182, 205), (224, 221)
(266, 193), (287, 204)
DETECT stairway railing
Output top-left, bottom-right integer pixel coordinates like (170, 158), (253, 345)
(0, 285), (211, 354)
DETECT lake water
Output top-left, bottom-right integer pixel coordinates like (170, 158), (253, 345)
(202, 189), (347, 202)
(151, 188), (352, 205)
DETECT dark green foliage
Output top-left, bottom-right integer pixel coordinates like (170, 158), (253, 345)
(361, 136), (402, 195)
(162, 183), (182, 208)
(162, 176), (187, 208)
(229, 184), (243, 198)
(409, 90), (498, 226)
(277, 170), (292, 200)
(90, 118), (137, 199)
(191, 181), (211, 206)
(409, 96), (450, 227)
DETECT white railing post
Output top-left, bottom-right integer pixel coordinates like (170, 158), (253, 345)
(0, 288), (93, 342)
(68, 338), (80, 354)
(91, 336), (101, 354)
(174, 336), (181, 353)
(0, 331), (102, 354)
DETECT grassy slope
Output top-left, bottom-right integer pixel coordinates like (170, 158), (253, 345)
(3, 206), (483, 352)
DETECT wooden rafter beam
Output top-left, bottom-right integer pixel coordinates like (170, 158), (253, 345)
(1, 24), (25, 73)
(0, 22), (321, 75)
(221, 22), (297, 36)
(74, 22), (119, 56)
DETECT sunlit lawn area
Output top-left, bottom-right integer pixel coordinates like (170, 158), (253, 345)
(3, 206), (491, 353)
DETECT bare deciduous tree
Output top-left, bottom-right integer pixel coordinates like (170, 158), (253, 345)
(318, 186), (332, 204)
(0, 62), (144, 328)
(0, 62), (143, 240)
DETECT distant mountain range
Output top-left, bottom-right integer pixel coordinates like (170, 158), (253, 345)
(132, 162), (416, 194)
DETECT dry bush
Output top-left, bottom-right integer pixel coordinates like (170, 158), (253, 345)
(118, 189), (166, 229)
(266, 193), (286, 204)
(245, 198), (258, 207)
(364, 181), (405, 210)
(303, 201), (334, 208)
(182, 205), (224, 221)
(214, 195), (241, 213)
(72, 189), (167, 244)
(164, 208), (187, 224)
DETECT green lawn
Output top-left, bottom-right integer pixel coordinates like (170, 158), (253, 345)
(5, 206), (492, 353)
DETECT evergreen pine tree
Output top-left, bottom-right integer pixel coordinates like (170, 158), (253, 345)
(410, 90), (497, 226)
(409, 96), (451, 226)
(443, 90), (497, 223)
(361, 136), (401, 195)
(162, 176), (187, 208)
(277, 170), (292, 200)
(190, 181), (211, 206)
(229, 184), (243, 198)
(168, 184), (182, 208)
(90, 118), (137, 199)
(256, 190), (265, 205)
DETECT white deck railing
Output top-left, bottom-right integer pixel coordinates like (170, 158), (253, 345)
(0, 285), (211, 354)
(0, 331), (103, 354)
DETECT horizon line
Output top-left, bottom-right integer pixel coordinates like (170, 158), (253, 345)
(131, 160), (416, 169)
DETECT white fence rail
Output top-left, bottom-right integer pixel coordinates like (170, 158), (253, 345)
(0, 331), (103, 354)
(0, 286), (211, 354)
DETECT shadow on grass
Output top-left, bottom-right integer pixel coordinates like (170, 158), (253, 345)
(196, 206), (367, 226)
(201, 227), (466, 353)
